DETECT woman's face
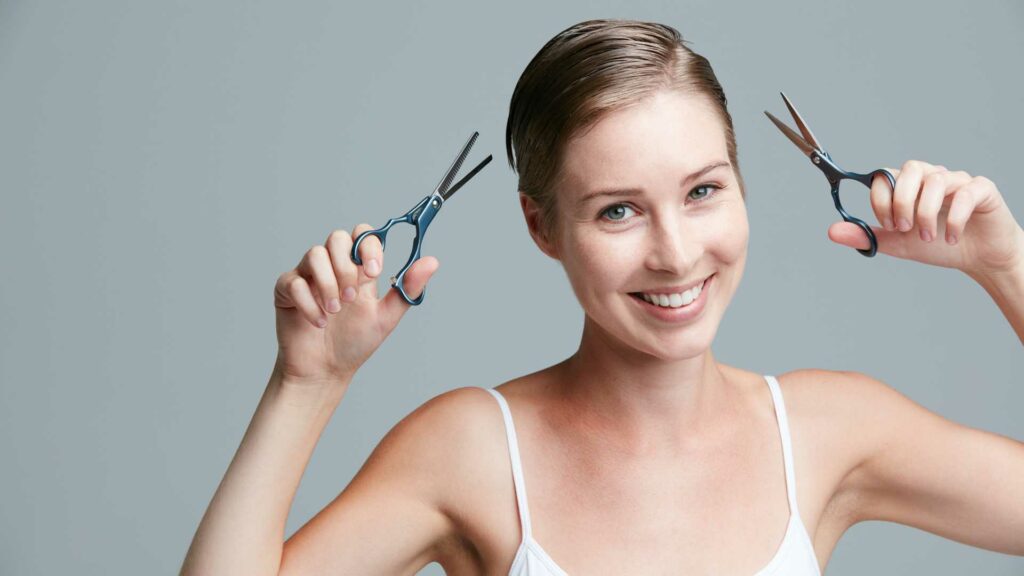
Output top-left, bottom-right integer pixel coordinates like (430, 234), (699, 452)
(534, 88), (749, 360)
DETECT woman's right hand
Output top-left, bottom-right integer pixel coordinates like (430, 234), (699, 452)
(272, 224), (440, 385)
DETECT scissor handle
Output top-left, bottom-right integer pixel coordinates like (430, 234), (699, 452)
(830, 168), (896, 258)
(350, 194), (443, 306)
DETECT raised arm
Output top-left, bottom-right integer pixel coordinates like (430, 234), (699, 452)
(966, 250), (1024, 345)
(277, 385), (493, 575)
(825, 370), (1024, 555)
(819, 160), (1024, 553)
(181, 223), (444, 575)
(180, 365), (353, 575)
(180, 363), (470, 576)
(828, 159), (1024, 346)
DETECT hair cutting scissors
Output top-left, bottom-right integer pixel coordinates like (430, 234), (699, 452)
(351, 131), (492, 306)
(765, 92), (895, 257)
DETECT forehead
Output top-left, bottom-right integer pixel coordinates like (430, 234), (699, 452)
(560, 90), (728, 188)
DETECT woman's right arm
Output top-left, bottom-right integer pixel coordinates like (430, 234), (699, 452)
(181, 224), (448, 575)
(180, 361), (459, 576)
(179, 362), (349, 575)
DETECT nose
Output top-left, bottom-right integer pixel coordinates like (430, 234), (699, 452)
(643, 210), (698, 275)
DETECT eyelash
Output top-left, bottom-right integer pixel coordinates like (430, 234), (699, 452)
(598, 184), (723, 225)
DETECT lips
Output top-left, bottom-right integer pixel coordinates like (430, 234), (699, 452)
(628, 273), (714, 321)
(629, 273), (713, 298)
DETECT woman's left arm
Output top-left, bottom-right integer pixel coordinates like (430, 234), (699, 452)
(828, 159), (1024, 344)
(822, 370), (1024, 555)
(823, 160), (1024, 554)
(965, 250), (1024, 344)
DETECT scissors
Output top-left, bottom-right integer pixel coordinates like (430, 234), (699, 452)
(351, 131), (492, 305)
(764, 92), (896, 258)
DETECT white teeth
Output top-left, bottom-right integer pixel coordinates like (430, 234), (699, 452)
(640, 279), (705, 308)
(681, 290), (695, 305)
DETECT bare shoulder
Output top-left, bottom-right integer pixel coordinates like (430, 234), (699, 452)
(774, 367), (911, 426)
(775, 367), (920, 444)
(392, 385), (504, 452)
(771, 367), (872, 453)
(777, 368), (1024, 556)
(773, 367), (904, 463)
(278, 386), (512, 575)
(774, 367), (868, 404)
(380, 385), (510, 501)
(381, 385), (520, 560)
(330, 386), (502, 528)
(773, 368), (927, 522)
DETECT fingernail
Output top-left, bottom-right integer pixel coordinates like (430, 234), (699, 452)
(316, 317), (327, 328)
(884, 217), (894, 231)
(366, 258), (380, 276)
(328, 298), (341, 312)
(897, 218), (912, 232)
(947, 233), (958, 245)
(920, 228), (932, 242)
(342, 286), (356, 301)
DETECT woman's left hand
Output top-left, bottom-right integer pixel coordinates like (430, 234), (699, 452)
(828, 160), (1024, 277)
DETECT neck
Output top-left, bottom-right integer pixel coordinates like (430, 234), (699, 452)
(553, 315), (737, 453)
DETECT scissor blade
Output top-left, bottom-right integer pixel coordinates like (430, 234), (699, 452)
(779, 92), (824, 153)
(441, 154), (492, 200)
(764, 110), (816, 158)
(434, 132), (479, 196)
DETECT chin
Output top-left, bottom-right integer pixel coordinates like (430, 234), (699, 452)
(642, 332), (714, 360)
(614, 319), (719, 362)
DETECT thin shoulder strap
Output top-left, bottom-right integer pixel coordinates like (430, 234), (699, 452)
(764, 374), (801, 513)
(483, 387), (533, 540)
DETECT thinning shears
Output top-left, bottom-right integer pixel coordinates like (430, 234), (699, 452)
(351, 131), (492, 305)
(765, 92), (895, 257)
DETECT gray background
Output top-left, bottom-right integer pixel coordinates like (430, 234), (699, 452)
(1, 0), (1021, 574)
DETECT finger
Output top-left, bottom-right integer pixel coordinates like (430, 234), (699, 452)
(871, 169), (897, 231)
(922, 170), (973, 243)
(916, 170), (948, 242)
(827, 221), (914, 260)
(284, 273), (329, 328)
(351, 223), (385, 296)
(893, 160), (931, 232)
(273, 270), (299, 310)
(380, 256), (439, 328)
(827, 221), (871, 250)
(945, 177), (986, 245)
(299, 245), (341, 314)
(325, 229), (359, 303)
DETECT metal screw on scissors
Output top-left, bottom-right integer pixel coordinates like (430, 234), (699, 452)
(350, 131), (492, 306)
(764, 92), (896, 258)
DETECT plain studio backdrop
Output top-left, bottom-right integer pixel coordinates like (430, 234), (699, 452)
(1, 1), (1022, 574)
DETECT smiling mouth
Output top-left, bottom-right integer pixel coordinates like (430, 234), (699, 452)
(622, 272), (712, 307)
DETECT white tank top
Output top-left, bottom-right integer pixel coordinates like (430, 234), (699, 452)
(483, 374), (822, 576)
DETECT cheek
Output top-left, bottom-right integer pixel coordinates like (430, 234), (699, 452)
(563, 232), (635, 289)
(705, 205), (749, 258)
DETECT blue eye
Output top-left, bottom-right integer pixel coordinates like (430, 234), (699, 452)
(597, 184), (723, 225)
(689, 184), (721, 202)
(600, 203), (637, 223)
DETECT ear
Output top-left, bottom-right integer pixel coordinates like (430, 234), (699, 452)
(519, 192), (560, 261)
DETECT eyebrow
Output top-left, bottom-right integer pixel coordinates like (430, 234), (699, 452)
(576, 161), (732, 206)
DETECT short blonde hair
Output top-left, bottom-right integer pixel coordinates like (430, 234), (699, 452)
(505, 19), (745, 243)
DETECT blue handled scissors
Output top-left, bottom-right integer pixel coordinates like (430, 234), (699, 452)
(765, 92), (896, 258)
(351, 131), (492, 306)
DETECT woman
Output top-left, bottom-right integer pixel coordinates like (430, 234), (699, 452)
(182, 19), (1024, 575)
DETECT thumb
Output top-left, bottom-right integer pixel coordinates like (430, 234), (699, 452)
(380, 256), (440, 327)
(827, 221), (874, 250)
(827, 221), (913, 258)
